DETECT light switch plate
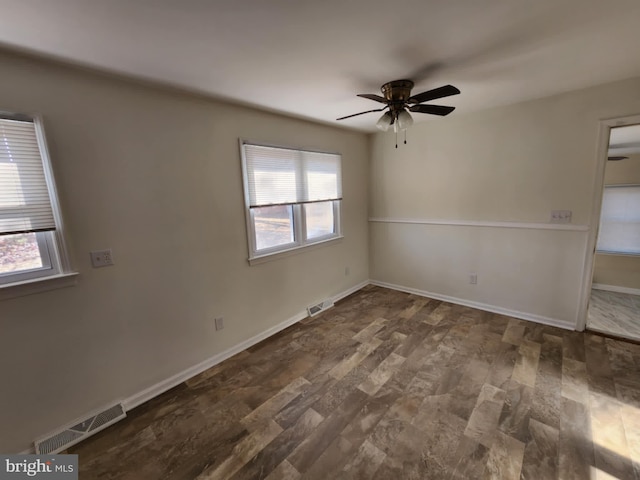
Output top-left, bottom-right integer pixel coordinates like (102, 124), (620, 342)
(215, 317), (224, 331)
(90, 249), (114, 267)
(550, 210), (572, 224)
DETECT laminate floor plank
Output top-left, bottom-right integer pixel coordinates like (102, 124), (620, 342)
(68, 285), (640, 479)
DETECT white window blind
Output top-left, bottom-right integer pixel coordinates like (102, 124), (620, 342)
(597, 185), (640, 255)
(0, 116), (56, 236)
(243, 144), (342, 208)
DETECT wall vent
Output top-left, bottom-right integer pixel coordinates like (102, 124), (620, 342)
(307, 298), (334, 317)
(35, 403), (126, 454)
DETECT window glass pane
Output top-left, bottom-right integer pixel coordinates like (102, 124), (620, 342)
(597, 186), (640, 254)
(0, 117), (56, 235)
(253, 205), (294, 251)
(244, 145), (300, 206)
(304, 152), (341, 202)
(0, 232), (43, 274)
(305, 201), (334, 240)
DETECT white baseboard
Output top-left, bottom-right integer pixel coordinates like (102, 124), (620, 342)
(13, 280), (370, 454)
(332, 280), (370, 303)
(592, 283), (640, 296)
(123, 280), (369, 412)
(123, 313), (308, 411)
(370, 280), (575, 331)
(19, 277), (574, 454)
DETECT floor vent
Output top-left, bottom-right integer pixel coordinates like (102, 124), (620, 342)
(35, 403), (126, 454)
(308, 298), (334, 317)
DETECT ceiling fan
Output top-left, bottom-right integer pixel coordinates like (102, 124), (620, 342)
(337, 80), (460, 136)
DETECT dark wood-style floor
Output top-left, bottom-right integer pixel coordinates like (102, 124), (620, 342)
(70, 285), (640, 479)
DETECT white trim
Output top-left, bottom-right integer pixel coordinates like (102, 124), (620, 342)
(12, 280), (368, 453)
(592, 283), (640, 296)
(122, 280), (367, 411)
(0, 272), (78, 301)
(34, 116), (72, 274)
(123, 309), (306, 410)
(332, 280), (369, 303)
(14, 277), (574, 454)
(369, 217), (589, 231)
(248, 235), (343, 265)
(370, 279), (575, 331)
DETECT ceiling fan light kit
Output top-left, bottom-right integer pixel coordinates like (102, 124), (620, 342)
(397, 110), (414, 130)
(338, 79), (460, 147)
(376, 111), (393, 131)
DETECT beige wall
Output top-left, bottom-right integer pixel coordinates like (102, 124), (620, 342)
(370, 76), (640, 326)
(603, 153), (640, 185)
(0, 50), (370, 453)
(593, 153), (640, 289)
(593, 254), (640, 290)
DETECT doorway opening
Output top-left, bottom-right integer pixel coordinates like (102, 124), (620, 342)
(584, 119), (640, 340)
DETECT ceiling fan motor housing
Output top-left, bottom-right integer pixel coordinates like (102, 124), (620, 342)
(381, 80), (414, 117)
(381, 80), (414, 102)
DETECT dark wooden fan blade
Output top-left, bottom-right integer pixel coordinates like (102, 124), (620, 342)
(408, 104), (456, 116)
(357, 93), (388, 103)
(336, 108), (385, 121)
(408, 85), (460, 104)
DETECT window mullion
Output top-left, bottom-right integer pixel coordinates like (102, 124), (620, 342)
(249, 208), (259, 256)
(334, 200), (341, 236)
(294, 204), (305, 245)
(35, 232), (53, 269)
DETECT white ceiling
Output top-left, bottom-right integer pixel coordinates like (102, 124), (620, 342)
(1, 0), (640, 132)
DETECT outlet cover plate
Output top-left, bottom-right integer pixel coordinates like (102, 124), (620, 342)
(90, 249), (114, 268)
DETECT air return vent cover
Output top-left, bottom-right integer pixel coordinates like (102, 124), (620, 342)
(307, 298), (334, 317)
(35, 403), (126, 454)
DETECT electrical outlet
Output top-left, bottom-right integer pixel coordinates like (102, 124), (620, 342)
(215, 317), (224, 331)
(469, 273), (477, 285)
(550, 210), (572, 224)
(90, 249), (114, 268)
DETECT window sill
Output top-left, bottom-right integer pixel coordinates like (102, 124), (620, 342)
(0, 272), (79, 301)
(596, 251), (640, 257)
(249, 235), (343, 266)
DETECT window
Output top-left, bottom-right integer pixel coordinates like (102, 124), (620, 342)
(240, 141), (342, 260)
(0, 113), (70, 286)
(596, 185), (640, 255)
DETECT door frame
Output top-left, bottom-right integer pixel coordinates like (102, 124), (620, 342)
(576, 113), (640, 331)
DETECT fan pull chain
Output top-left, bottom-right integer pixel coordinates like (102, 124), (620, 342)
(395, 130), (398, 149)
(404, 130), (407, 144)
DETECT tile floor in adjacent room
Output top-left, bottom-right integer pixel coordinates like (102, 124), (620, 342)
(588, 289), (640, 342)
(70, 285), (640, 479)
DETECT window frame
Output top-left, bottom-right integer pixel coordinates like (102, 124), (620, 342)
(596, 183), (640, 256)
(239, 139), (343, 262)
(0, 112), (73, 289)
